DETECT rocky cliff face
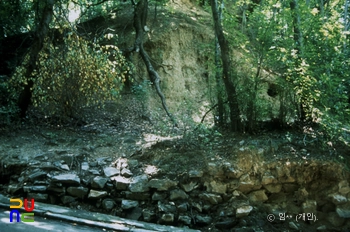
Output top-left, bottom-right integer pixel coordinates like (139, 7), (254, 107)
(121, 3), (216, 124)
(110, 1), (292, 126)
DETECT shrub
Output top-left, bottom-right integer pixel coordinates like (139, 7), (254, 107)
(10, 32), (131, 120)
(0, 76), (19, 126)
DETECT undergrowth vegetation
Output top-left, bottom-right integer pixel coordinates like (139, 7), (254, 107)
(9, 32), (131, 120)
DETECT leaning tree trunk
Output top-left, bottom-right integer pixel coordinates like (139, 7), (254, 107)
(18, 0), (55, 118)
(132, 0), (177, 126)
(210, 0), (242, 132)
(214, 1), (225, 127)
(215, 35), (225, 127)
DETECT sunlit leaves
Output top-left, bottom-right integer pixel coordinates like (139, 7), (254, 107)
(12, 33), (131, 118)
(243, 0), (349, 136)
(311, 8), (319, 16)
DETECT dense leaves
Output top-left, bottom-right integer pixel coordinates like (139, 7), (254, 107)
(0, 0), (34, 38)
(1, 0), (349, 142)
(10, 33), (130, 119)
(236, 0), (350, 138)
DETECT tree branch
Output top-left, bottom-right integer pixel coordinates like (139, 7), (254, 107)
(132, 0), (177, 126)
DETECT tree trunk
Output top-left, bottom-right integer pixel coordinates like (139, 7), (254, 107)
(290, 0), (303, 52)
(343, 0), (349, 50)
(215, 35), (224, 127)
(290, 0), (306, 121)
(210, 0), (241, 131)
(132, 0), (177, 126)
(214, 5), (224, 127)
(18, 0), (55, 118)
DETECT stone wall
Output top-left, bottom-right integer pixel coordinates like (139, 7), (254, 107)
(3, 151), (350, 231)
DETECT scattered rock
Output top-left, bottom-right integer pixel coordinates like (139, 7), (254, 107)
(103, 167), (119, 177)
(328, 193), (348, 205)
(148, 179), (178, 191)
(215, 220), (238, 229)
(67, 186), (89, 199)
(158, 201), (177, 213)
(188, 170), (203, 178)
(205, 181), (227, 194)
(264, 184), (282, 193)
(181, 182), (198, 192)
(199, 193), (222, 204)
(28, 170), (47, 181)
(81, 162), (89, 171)
(125, 207), (142, 220)
(60, 164), (70, 171)
(121, 168), (133, 177)
(236, 205), (253, 218)
(195, 215), (212, 225)
(338, 181), (350, 195)
(127, 160), (139, 169)
(96, 157), (108, 166)
(27, 193), (48, 202)
(142, 209), (155, 222)
(89, 161), (98, 167)
(60, 154), (74, 165)
(178, 215), (192, 225)
(111, 175), (131, 190)
(124, 138), (136, 144)
(170, 189), (188, 200)
(225, 166), (243, 179)
(102, 198), (115, 210)
(23, 185), (47, 192)
(238, 174), (261, 193)
(152, 192), (167, 201)
(192, 202), (202, 212)
(219, 209), (235, 217)
(125, 191), (151, 201)
(47, 186), (65, 193)
(248, 190), (268, 202)
(88, 190), (107, 199)
(121, 199), (139, 209)
(177, 203), (188, 212)
(89, 169), (100, 175)
(261, 175), (277, 185)
(295, 187), (309, 202)
(276, 165), (291, 178)
(61, 195), (76, 204)
(289, 221), (299, 230)
(283, 184), (298, 192)
(302, 200), (317, 213)
(336, 203), (350, 218)
(91, 176), (108, 189)
(207, 162), (224, 177)
(52, 174), (80, 185)
(7, 184), (23, 194)
(160, 213), (174, 224)
(129, 174), (149, 192)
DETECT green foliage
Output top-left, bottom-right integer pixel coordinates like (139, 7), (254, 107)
(149, 0), (168, 7)
(0, 78), (19, 126)
(181, 124), (222, 151)
(10, 32), (130, 120)
(79, 0), (121, 22)
(131, 80), (152, 112)
(243, 0), (350, 139)
(0, 0), (35, 37)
